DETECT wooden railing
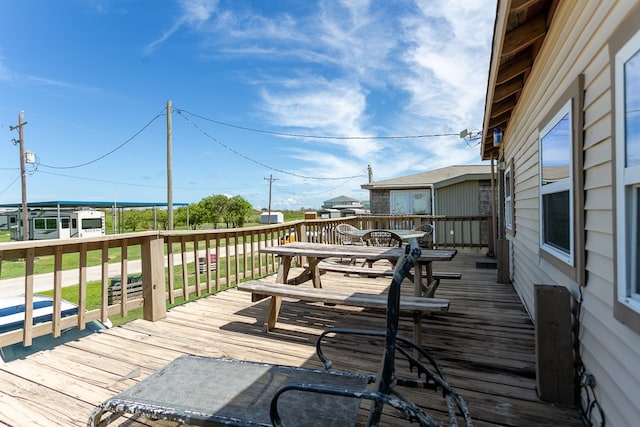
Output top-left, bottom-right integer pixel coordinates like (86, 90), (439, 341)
(0, 215), (489, 350)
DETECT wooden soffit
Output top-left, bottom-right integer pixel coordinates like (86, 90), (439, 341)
(481, 0), (558, 160)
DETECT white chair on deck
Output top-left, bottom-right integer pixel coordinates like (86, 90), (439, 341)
(335, 223), (363, 245)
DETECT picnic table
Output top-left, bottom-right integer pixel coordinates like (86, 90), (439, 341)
(255, 242), (456, 344)
(259, 242), (456, 297)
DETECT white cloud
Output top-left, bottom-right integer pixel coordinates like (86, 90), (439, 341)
(399, 0), (495, 126)
(145, 0), (218, 54)
(181, 0), (495, 183)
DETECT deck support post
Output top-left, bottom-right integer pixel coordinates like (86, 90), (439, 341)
(141, 234), (167, 321)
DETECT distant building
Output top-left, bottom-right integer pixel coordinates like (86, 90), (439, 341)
(361, 165), (492, 217)
(322, 196), (362, 209)
(260, 211), (284, 224)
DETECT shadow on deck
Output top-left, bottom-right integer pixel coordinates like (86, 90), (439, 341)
(0, 251), (583, 426)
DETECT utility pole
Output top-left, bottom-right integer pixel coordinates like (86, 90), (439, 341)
(10, 112), (28, 241)
(166, 100), (173, 230)
(264, 175), (278, 224)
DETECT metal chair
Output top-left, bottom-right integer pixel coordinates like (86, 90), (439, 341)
(89, 240), (472, 427)
(362, 229), (403, 247)
(335, 223), (362, 245)
(413, 223), (434, 249)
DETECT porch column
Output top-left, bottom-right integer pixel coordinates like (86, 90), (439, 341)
(141, 234), (167, 321)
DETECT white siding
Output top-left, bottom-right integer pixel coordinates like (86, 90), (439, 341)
(503, 1), (640, 425)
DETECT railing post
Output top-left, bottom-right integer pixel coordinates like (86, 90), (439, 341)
(297, 222), (307, 242)
(141, 234), (167, 321)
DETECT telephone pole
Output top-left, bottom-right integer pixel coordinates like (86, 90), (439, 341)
(9, 112), (28, 241)
(264, 175), (278, 224)
(166, 100), (174, 230)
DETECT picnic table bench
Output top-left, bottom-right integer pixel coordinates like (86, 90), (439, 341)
(316, 262), (461, 297)
(237, 280), (450, 332)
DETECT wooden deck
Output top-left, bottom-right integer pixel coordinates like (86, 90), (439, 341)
(0, 251), (582, 426)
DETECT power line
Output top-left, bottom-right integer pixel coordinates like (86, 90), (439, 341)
(175, 108), (458, 140)
(0, 173), (20, 195)
(35, 170), (212, 191)
(37, 109), (166, 170)
(176, 109), (366, 180)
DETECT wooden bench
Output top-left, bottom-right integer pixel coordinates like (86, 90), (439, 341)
(317, 261), (461, 297)
(107, 280), (143, 305)
(237, 280), (449, 333)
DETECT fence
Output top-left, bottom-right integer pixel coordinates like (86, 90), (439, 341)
(0, 215), (489, 350)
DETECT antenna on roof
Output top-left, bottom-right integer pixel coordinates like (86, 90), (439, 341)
(459, 129), (481, 147)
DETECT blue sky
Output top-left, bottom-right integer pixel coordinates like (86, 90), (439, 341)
(0, 0), (495, 210)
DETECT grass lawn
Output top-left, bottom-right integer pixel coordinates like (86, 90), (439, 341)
(38, 255), (251, 327)
(0, 231), (274, 280)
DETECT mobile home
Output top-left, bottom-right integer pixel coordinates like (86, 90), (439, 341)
(9, 209), (106, 240)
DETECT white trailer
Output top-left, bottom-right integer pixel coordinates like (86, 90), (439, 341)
(9, 209), (105, 240)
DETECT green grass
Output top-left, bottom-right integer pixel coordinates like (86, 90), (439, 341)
(37, 253), (265, 328)
(0, 231), (278, 280)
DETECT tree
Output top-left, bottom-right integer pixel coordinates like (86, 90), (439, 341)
(199, 194), (228, 227)
(223, 195), (253, 228)
(174, 206), (189, 228)
(123, 209), (145, 232)
(188, 203), (208, 229)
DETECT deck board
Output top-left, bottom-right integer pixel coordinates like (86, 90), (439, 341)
(0, 251), (583, 426)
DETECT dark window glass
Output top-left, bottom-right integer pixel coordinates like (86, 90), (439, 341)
(543, 191), (570, 253)
(82, 218), (102, 230)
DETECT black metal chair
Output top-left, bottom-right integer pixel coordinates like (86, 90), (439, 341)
(362, 229), (403, 248)
(89, 240), (472, 427)
(413, 223), (434, 249)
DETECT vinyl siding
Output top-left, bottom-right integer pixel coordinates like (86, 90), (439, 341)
(502, 1), (640, 425)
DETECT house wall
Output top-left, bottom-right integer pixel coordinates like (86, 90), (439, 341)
(369, 190), (390, 214)
(502, 1), (640, 425)
(370, 181), (491, 217)
(434, 180), (492, 246)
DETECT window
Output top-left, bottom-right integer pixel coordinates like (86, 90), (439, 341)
(504, 165), (512, 230)
(390, 190), (431, 215)
(34, 219), (46, 230)
(33, 218), (57, 230)
(82, 218), (103, 230)
(614, 28), (640, 316)
(539, 101), (573, 264)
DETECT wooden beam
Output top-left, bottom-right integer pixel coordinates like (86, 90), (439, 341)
(494, 77), (523, 103)
(510, 0), (540, 14)
(488, 111), (512, 129)
(491, 95), (517, 118)
(496, 53), (532, 85)
(503, 15), (547, 57)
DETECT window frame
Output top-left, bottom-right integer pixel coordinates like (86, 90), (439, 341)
(608, 7), (640, 334)
(613, 21), (640, 324)
(536, 75), (585, 283)
(504, 162), (513, 232)
(389, 189), (431, 215)
(539, 100), (574, 265)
